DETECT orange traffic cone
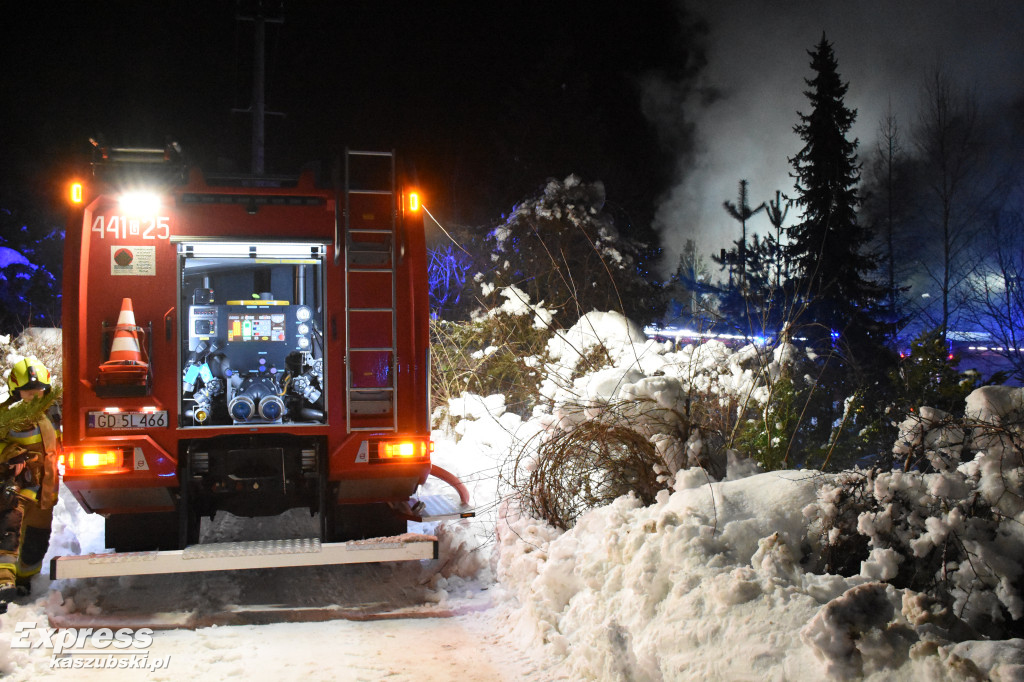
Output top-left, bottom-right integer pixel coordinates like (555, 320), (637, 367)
(97, 298), (149, 388)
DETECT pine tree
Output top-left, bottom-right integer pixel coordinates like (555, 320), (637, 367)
(667, 239), (713, 325)
(722, 180), (766, 290)
(712, 186), (794, 339)
(788, 34), (883, 355)
(764, 190), (790, 291)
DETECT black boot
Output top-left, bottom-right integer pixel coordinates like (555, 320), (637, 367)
(0, 583), (16, 614)
(15, 575), (31, 596)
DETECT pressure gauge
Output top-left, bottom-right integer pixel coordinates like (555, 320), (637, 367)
(296, 306), (312, 323)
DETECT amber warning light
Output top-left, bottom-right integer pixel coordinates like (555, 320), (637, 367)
(408, 192), (420, 212)
(62, 447), (130, 474)
(378, 440), (431, 460)
(69, 182), (84, 204)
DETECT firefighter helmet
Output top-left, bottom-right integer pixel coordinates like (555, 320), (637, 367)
(6, 357), (52, 400)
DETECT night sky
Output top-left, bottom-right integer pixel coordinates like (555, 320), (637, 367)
(2, 1), (693, 233)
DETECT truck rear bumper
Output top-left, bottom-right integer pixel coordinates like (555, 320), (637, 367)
(51, 534), (437, 579)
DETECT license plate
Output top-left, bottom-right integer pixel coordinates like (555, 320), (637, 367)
(87, 410), (168, 430)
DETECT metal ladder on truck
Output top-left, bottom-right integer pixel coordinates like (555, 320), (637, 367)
(343, 150), (398, 433)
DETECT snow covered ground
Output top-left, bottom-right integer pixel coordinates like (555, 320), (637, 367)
(1, 480), (547, 681)
(2, 319), (1023, 681)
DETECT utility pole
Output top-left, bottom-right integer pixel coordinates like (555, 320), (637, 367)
(234, 1), (284, 175)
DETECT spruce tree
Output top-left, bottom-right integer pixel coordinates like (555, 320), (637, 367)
(788, 34), (883, 356)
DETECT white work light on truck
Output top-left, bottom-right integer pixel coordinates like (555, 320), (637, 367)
(119, 191), (162, 216)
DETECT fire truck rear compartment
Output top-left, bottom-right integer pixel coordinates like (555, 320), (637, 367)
(179, 243), (328, 429)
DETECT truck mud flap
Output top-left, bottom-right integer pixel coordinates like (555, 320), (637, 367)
(51, 534), (437, 580)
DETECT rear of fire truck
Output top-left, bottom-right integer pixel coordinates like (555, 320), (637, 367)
(54, 144), (470, 579)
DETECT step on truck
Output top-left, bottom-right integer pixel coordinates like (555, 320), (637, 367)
(54, 144), (471, 579)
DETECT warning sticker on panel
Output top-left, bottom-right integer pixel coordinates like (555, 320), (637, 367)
(110, 245), (156, 276)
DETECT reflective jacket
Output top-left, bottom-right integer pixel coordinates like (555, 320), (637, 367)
(0, 414), (60, 509)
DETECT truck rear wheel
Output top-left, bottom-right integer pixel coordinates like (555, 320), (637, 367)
(325, 503), (406, 542)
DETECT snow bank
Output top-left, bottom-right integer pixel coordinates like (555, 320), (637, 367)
(454, 314), (1024, 680)
(495, 472), (830, 680)
(495, 456), (1023, 680)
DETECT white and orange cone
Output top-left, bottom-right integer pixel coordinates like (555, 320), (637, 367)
(98, 297), (149, 385)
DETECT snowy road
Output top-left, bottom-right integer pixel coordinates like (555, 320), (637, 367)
(15, 606), (541, 681)
(1, 505), (556, 681)
(6, 593), (547, 681)
(140, 612), (540, 682)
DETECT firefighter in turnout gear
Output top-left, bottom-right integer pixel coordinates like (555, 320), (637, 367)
(0, 358), (60, 613)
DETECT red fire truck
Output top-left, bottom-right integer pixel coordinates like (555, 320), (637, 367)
(54, 144), (470, 579)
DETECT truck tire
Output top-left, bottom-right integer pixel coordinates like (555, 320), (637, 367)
(105, 512), (179, 552)
(325, 503), (406, 542)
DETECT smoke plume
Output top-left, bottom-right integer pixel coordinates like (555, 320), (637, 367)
(649, 0), (1024, 275)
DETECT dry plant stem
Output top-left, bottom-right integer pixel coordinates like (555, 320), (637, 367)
(821, 391), (857, 471)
